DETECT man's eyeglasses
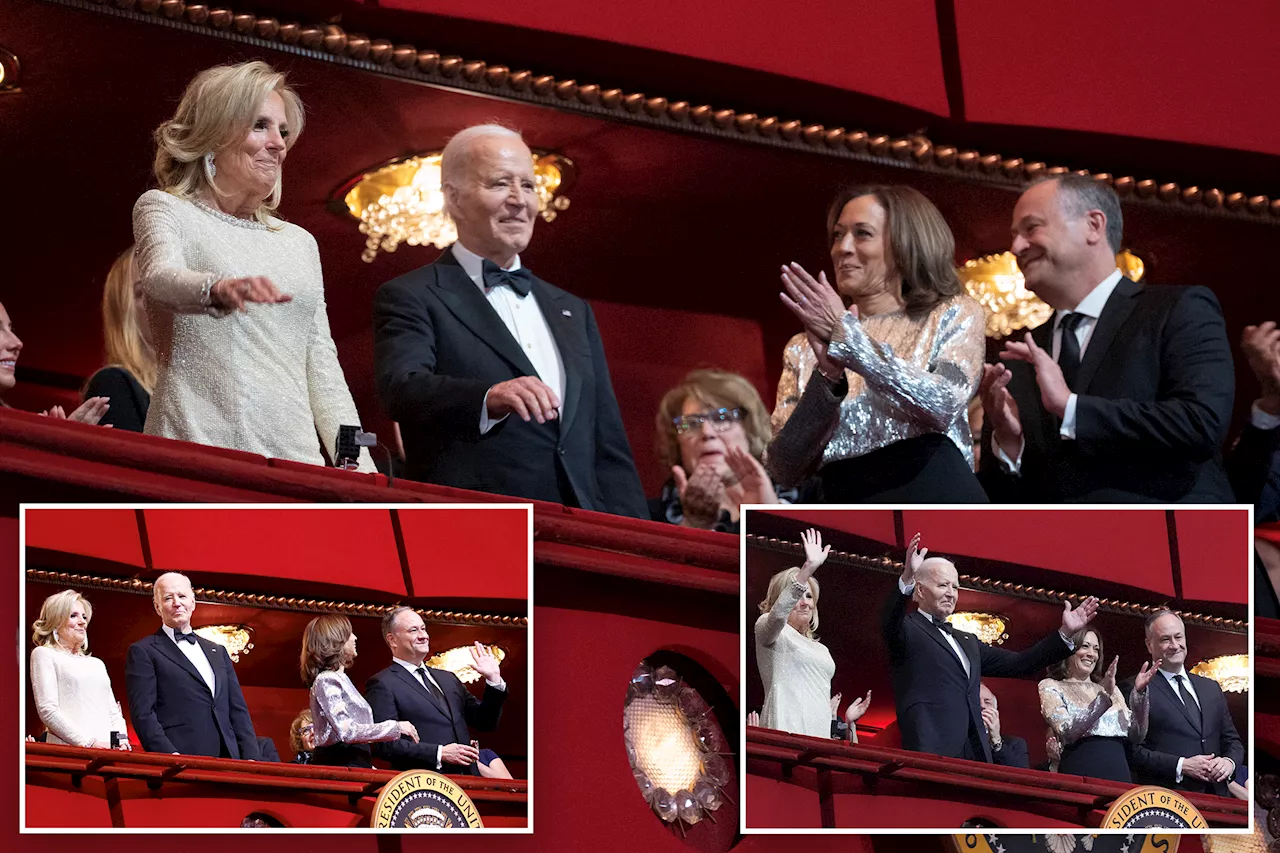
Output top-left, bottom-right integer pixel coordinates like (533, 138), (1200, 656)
(673, 407), (743, 436)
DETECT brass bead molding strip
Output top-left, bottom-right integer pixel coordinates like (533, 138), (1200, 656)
(25, 568), (527, 627)
(43, 0), (1280, 227)
(744, 533), (1247, 633)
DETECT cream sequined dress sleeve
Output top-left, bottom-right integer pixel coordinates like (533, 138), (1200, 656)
(754, 579), (835, 739)
(133, 190), (374, 471)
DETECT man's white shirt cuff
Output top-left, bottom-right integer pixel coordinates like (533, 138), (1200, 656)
(1252, 401), (1280, 430)
(1059, 393), (1079, 439)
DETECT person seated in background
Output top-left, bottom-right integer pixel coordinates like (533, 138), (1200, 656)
(302, 615), (418, 768)
(289, 709), (315, 764)
(83, 247), (155, 431)
(979, 175), (1235, 503)
(652, 369), (795, 533)
(979, 683), (1029, 769)
(1228, 321), (1280, 618)
(828, 690), (873, 744)
(1038, 627), (1154, 783)
(0, 301), (110, 424)
(29, 589), (130, 750)
(372, 124), (645, 515)
(768, 184), (989, 504)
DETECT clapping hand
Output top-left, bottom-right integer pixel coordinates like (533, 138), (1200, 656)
(724, 446), (778, 507)
(1060, 596), (1100, 634)
(829, 693), (842, 720)
(1001, 333), (1070, 417)
(469, 642), (501, 683)
(747, 710), (761, 728)
(42, 397), (111, 426)
(978, 363), (1023, 456)
(844, 690), (872, 725)
(1134, 659), (1160, 693)
(1242, 321), (1280, 412)
(672, 461), (727, 529)
(1100, 656), (1119, 696)
(902, 532), (928, 586)
(779, 262), (848, 341)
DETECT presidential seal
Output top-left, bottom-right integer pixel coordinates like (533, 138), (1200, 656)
(370, 769), (485, 829)
(1101, 786), (1206, 830)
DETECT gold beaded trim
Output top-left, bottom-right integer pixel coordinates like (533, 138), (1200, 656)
(25, 568), (527, 627)
(744, 534), (1247, 632)
(44, 0), (1280, 226)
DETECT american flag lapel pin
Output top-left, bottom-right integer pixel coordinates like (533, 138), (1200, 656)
(562, 309), (572, 317)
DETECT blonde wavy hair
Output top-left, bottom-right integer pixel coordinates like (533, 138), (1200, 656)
(32, 589), (93, 654)
(153, 60), (304, 228)
(98, 247), (156, 393)
(655, 369), (772, 473)
(758, 568), (820, 639)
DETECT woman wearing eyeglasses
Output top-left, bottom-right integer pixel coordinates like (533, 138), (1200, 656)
(651, 368), (795, 533)
(769, 185), (988, 503)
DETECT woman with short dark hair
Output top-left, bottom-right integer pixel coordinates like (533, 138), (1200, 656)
(769, 185), (988, 503)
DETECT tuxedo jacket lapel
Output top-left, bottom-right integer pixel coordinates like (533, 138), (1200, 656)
(394, 664), (452, 722)
(1075, 277), (1140, 393)
(532, 279), (586, 435)
(432, 250), (539, 378)
(151, 630), (211, 693)
(911, 611), (968, 674)
(198, 639), (222, 698)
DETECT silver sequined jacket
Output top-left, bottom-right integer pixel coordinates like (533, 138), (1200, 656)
(309, 670), (401, 749)
(765, 295), (986, 487)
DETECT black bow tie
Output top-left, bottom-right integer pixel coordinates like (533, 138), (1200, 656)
(481, 259), (532, 296)
(931, 617), (953, 635)
(175, 631), (198, 645)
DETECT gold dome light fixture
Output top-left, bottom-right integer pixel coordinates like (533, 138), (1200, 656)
(960, 250), (1144, 338)
(425, 644), (507, 684)
(193, 624), (254, 662)
(343, 151), (574, 263)
(1191, 654), (1249, 693)
(946, 612), (1009, 646)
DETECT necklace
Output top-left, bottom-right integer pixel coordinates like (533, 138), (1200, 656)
(192, 198), (270, 230)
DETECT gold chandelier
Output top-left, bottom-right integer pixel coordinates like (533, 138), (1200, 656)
(1191, 654), (1249, 693)
(424, 644), (507, 684)
(946, 612), (1009, 645)
(343, 152), (574, 263)
(960, 250), (1144, 338)
(193, 624), (254, 662)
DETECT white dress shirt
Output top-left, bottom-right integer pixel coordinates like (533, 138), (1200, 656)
(994, 268), (1124, 472)
(162, 624), (216, 695)
(899, 578), (969, 677)
(1159, 666), (1212, 784)
(450, 242), (566, 434)
(392, 656), (506, 770)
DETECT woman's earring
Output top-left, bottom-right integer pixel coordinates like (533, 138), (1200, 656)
(203, 152), (217, 181)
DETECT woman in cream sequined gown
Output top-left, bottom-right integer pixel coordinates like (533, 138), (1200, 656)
(134, 60), (372, 471)
(29, 590), (129, 749)
(770, 185), (987, 503)
(1038, 628), (1156, 782)
(755, 529), (870, 739)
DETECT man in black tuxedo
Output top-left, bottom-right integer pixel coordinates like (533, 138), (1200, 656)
(1127, 609), (1244, 796)
(979, 175), (1235, 503)
(373, 124), (647, 517)
(883, 533), (1098, 762)
(980, 683), (1030, 769)
(365, 606), (506, 775)
(125, 572), (260, 759)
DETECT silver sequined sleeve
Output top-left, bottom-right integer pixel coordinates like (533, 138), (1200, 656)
(134, 190), (226, 316)
(1126, 686), (1150, 743)
(826, 299), (984, 433)
(1038, 678), (1113, 746)
(309, 670), (401, 748)
(764, 335), (843, 487)
(755, 578), (806, 649)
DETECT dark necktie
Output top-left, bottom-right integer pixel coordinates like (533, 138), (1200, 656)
(1175, 675), (1202, 726)
(481, 258), (533, 296)
(175, 631), (198, 645)
(416, 666), (447, 704)
(1057, 312), (1086, 389)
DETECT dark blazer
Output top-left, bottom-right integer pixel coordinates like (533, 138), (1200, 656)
(981, 281), (1235, 503)
(364, 663), (506, 775)
(84, 366), (150, 432)
(882, 586), (1072, 762)
(372, 249), (647, 516)
(1127, 670), (1244, 797)
(992, 735), (1031, 769)
(1227, 420), (1280, 618)
(125, 628), (260, 760)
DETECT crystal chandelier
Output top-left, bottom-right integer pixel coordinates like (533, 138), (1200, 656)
(424, 644), (507, 684)
(623, 662), (730, 828)
(343, 152), (574, 263)
(193, 624), (254, 662)
(946, 612), (1008, 645)
(1191, 654), (1249, 693)
(960, 250), (1144, 338)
